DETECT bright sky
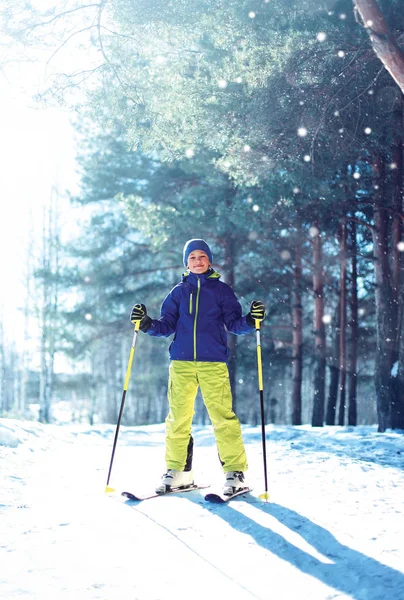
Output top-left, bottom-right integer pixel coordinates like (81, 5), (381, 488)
(0, 1), (101, 358)
(0, 71), (78, 346)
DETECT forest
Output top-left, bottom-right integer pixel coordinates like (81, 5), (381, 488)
(0, 0), (404, 433)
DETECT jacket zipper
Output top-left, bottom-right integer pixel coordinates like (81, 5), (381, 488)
(193, 278), (201, 360)
(189, 292), (193, 315)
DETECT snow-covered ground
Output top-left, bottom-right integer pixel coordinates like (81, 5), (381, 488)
(1, 417), (403, 600)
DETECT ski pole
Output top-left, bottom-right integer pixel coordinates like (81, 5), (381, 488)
(255, 319), (269, 501)
(105, 320), (141, 494)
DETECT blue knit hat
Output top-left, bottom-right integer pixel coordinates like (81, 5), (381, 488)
(183, 239), (213, 267)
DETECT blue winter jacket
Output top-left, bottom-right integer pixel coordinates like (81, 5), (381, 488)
(146, 269), (253, 362)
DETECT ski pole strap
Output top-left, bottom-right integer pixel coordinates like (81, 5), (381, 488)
(255, 320), (264, 392)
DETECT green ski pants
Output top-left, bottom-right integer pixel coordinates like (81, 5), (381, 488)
(165, 360), (248, 473)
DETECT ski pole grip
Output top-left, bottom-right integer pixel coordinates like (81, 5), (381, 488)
(255, 321), (264, 391)
(134, 320), (141, 331)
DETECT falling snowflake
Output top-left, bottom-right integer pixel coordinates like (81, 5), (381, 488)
(185, 148), (195, 158)
(309, 226), (319, 237)
(322, 314), (332, 324)
(297, 127), (307, 137)
(353, 172), (360, 179)
(390, 162), (397, 170)
(397, 241), (404, 252)
(248, 11), (256, 19)
(337, 51), (345, 58)
(303, 155), (311, 162)
(364, 127), (372, 135)
(317, 32), (327, 42)
(85, 313), (92, 321)
(235, 77), (243, 83)
(366, 20), (374, 27)
(292, 187), (300, 194)
(281, 250), (291, 260)
(218, 79), (228, 89)
(243, 145), (251, 152)
(252, 204), (260, 212)
(334, 111), (340, 116)
(339, 13), (347, 20)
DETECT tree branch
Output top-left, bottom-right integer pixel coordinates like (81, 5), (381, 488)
(353, 0), (404, 94)
(95, 2), (142, 107)
(20, 3), (103, 34)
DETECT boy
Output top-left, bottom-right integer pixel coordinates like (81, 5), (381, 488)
(130, 238), (266, 495)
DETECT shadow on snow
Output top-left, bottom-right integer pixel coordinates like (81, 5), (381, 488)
(197, 498), (404, 600)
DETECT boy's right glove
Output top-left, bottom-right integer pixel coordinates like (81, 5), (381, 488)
(246, 300), (266, 327)
(130, 303), (152, 332)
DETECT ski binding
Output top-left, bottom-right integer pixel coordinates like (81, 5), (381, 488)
(122, 483), (209, 502)
(204, 486), (252, 503)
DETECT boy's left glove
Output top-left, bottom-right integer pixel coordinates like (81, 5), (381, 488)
(246, 300), (266, 327)
(130, 303), (152, 332)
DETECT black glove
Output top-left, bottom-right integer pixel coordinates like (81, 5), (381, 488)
(246, 300), (266, 327)
(130, 303), (152, 332)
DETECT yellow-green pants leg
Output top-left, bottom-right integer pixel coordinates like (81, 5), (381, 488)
(165, 361), (198, 470)
(165, 361), (248, 473)
(197, 361), (248, 472)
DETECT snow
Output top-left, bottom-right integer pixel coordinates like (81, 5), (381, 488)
(1, 417), (404, 600)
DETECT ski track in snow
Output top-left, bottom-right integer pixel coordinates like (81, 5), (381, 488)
(1, 418), (403, 600)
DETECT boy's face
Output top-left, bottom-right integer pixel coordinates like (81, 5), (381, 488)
(187, 250), (210, 274)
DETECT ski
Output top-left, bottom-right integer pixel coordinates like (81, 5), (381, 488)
(121, 483), (210, 502)
(204, 487), (252, 503)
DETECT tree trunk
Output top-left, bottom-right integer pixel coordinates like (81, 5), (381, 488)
(311, 226), (326, 427)
(390, 130), (403, 299)
(390, 110), (404, 429)
(105, 344), (119, 424)
(391, 106), (404, 429)
(338, 219), (348, 426)
(348, 220), (358, 426)
(0, 322), (4, 413)
(20, 225), (35, 417)
(39, 323), (53, 423)
(372, 152), (395, 432)
(39, 204), (52, 424)
(39, 188), (61, 424)
(397, 311), (404, 429)
(222, 232), (238, 412)
(326, 301), (340, 426)
(291, 247), (303, 425)
(354, 0), (404, 94)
